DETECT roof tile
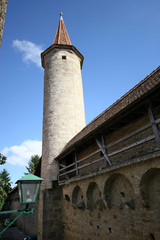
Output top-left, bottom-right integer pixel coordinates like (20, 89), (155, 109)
(53, 14), (71, 45)
(56, 66), (160, 159)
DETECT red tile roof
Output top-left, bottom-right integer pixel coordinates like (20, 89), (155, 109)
(53, 14), (71, 45)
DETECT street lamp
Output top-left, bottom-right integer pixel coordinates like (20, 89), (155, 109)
(16, 173), (43, 205)
(0, 173), (43, 237)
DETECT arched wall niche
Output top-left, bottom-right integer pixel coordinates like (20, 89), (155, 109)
(72, 185), (85, 210)
(86, 182), (104, 211)
(140, 168), (160, 209)
(104, 173), (135, 210)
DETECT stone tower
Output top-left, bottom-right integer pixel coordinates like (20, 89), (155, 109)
(38, 13), (85, 240)
(0, 0), (8, 47)
(41, 12), (85, 188)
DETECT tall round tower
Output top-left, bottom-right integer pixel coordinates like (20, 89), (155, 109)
(0, 0), (8, 47)
(41, 13), (85, 188)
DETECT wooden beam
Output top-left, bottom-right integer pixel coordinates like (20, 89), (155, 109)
(58, 164), (60, 182)
(58, 149), (101, 174)
(78, 157), (104, 170)
(108, 135), (155, 157)
(58, 115), (160, 183)
(78, 149), (101, 163)
(95, 137), (112, 166)
(59, 162), (75, 172)
(59, 167), (76, 177)
(107, 122), (152, 148)
(147, 104), (160, 148)
(59, 134), (157, 178)
(59, 164), (66, 168)
(75, 151), (79, 176)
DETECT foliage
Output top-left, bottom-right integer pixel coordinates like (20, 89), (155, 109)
(0, 169), (12, 210)
(26, 154), (40, 173)
(0, 153), (7, 165)
(0, 154), (12, 210)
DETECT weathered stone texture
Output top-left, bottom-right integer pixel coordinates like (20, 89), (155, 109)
(39, 43), (85, 239)
(3, 197), (38, 235)
(41, 48), (85, 187)
(56, 88), (160, 239)
(38, 184), (63, 240)
(62, 157), (160, 240)
(0, 0), (8, 47)
(38, 17), (160, 240)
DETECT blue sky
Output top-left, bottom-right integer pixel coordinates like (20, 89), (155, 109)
(1, 0), (160, 187)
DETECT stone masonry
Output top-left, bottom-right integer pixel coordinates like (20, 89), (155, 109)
(0, 0), (8, 47)
(38, 14), (160, 240)
(38, 15), (85, 240)
(2, 14), (160, 240)
(62, 156), (160, 240)
(56, 66), (160, 240)
(41, 47), (85, 188)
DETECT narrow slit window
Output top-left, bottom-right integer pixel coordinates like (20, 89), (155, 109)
(62, 56), (66, 59)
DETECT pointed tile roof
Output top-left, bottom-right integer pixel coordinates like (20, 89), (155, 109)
(53, 13), (71, 45)
(41, 13), (84, 69)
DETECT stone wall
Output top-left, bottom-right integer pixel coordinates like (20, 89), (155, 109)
(57, 96), (160, 240)
(1, 187), (38, 236)
(38, 63), (160, 239)
(8, 197), (38, 235)
(61, 156), (160, 240)
(38, 183), (63, 240)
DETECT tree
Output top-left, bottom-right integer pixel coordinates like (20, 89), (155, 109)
(0, 153), (7, 165)
(0, 154), (12, 210)
(26, 154), (40, 173)
(0, 169), (11, 210)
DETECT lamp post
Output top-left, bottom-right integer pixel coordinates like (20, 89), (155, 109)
(0, 173), (43, 237)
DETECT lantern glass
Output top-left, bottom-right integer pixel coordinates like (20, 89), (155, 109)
(21, 182), (40, 204)
(16, 173), (43, 205)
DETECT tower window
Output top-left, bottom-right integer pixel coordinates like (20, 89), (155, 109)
(62, 55), (66, 59)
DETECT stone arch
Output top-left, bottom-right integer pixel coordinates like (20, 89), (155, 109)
(140, 168), (160, 209)
(104, 173), (135, 210)
(86, 182), (104, 210)
(72, 185), (85, 210)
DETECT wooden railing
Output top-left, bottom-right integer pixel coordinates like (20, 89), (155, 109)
(58, 105), (160, 183)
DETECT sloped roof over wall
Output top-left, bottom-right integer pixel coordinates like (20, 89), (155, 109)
(56, 65), (160, 159)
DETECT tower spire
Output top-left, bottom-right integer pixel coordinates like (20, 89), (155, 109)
(53, 13), (71, 45)
(60, 12), (63, 19)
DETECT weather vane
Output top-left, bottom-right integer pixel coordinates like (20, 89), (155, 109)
(60, 12), (63, 19)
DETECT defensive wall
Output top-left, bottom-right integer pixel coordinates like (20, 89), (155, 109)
(54, 66), (160, 240)
(2, 66), (160, 240)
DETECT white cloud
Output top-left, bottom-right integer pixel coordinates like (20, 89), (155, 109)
(12, 40), (44, 67)
(2, 140), (42, 167)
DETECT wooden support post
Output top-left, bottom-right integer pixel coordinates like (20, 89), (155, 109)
(147, 103), (160, 148)
(58, 163), (60, 183)
(101, 135), (106, 149)
(75, 151), (79, 176)
(95, 136), (112, 166)
(59, 164), (66, 168)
